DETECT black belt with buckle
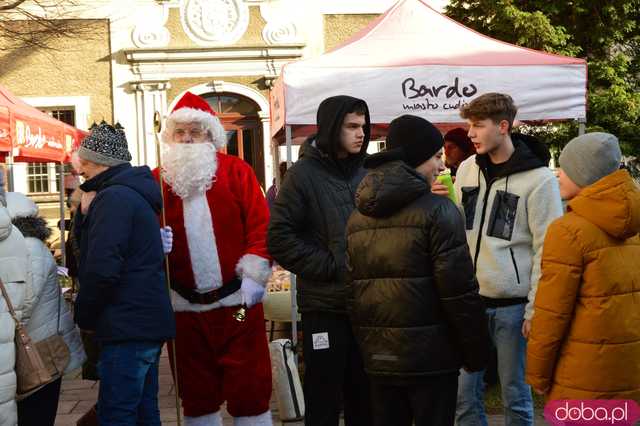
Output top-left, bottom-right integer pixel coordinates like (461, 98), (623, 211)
(171, 277), (242, 305)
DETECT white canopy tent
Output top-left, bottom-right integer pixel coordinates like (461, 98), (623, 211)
(268, 0), (588, 350)
(271, 0), (587, 140)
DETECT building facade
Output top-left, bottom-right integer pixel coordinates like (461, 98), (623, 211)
(1, 0), (445, 196)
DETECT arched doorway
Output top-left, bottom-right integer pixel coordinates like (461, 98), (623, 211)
(201, 93), (265, 188)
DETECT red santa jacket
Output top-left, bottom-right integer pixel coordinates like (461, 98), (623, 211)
(153, 153), (271, 311)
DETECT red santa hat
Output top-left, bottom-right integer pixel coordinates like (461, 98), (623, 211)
(162, 91), (227, 149)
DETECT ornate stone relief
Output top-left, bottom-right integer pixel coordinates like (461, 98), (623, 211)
(260, 0), (304, 45)
(180, 0), (250, 45)
(262, 20), (299, 45)
(131, 3), (171, 48)
(132, 26), (171, 48)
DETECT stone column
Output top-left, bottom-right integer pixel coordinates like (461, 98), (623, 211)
(258, 110), (274, 188)
(130, 81), (171, 168)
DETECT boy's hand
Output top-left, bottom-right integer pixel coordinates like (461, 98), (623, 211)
(431, 181), (450, 197)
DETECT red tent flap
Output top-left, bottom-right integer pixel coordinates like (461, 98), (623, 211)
(0, 84), (85, 163)
(0, 106), (10, 153)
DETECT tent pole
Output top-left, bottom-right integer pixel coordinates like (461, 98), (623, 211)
(7, 149), (14, 192)
(285, 125), (293, 167)
(290, 273), (298, 363)
(285, 125), (298, 363)
(578, 118), (586, 136)
(58, 162), (66, 268)
(273, 138), (281, 189)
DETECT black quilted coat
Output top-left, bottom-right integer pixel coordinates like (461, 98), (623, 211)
(346, 161), (488, 379)
(268, 96), (370, 313)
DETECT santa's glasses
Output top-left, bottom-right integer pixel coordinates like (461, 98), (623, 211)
(173, 128), (205, 139)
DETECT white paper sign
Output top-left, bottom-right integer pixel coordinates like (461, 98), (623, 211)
(312, 332), (330, 350)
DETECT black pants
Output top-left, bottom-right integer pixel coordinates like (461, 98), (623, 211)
(370, 374), (458, 426)
(17, 377), (62, 426)
(302, 311), (372, 426)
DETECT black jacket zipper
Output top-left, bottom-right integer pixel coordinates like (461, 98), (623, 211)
(509, 247), (521, 284)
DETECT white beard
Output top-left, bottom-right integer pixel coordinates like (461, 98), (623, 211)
(162, 142), (217, 198)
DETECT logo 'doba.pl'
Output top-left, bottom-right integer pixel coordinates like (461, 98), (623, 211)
(545, 400), (640, 425)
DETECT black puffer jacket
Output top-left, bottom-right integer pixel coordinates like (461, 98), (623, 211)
(346, 161), (488, 379)
(268, 96), (370, 313)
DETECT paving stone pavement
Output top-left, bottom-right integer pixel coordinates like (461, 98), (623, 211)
(55, 348), (547, 425)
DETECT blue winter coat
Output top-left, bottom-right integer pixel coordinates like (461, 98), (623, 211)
(74, 163), (175, 343)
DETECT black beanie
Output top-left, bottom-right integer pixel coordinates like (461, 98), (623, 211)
(444, 127), (475, 154)
(365, 115), (443, 169)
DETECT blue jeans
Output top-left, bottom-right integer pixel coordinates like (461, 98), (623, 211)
(98, 341), (163, 426)
(456, 303), (533, 426)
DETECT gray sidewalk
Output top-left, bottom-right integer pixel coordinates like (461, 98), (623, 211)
(55, 347), (547, 425)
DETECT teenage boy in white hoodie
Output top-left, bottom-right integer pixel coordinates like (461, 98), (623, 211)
(452, 93), (562, 426)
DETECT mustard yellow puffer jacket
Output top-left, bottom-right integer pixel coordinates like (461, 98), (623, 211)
(526, 170), (640, 401)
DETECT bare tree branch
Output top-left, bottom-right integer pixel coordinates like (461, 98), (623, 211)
(0, 1), (28, 11)
(0, 0), (96, 52)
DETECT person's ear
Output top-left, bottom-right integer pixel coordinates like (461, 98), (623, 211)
(499, 120), (510, 135)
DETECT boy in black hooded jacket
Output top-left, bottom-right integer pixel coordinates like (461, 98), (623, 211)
(268, 95), (372, 426)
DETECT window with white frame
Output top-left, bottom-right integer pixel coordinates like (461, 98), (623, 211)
(23, 107), (76, 194)
(27, 163), (51, 193)
(42, 107), (76, 126)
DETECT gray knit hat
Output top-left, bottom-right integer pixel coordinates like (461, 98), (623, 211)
(559, 132), (621, 188)
(77, 122), (132, 166)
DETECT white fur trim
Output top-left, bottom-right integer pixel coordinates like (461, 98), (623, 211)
(233, 410), (273, 426)
(171, 289), (243, 313)
(162, 107), (227, 149)
(185, 410), (222, 426)
(236, 254), (271, 287)
(183, 193), (223, 292)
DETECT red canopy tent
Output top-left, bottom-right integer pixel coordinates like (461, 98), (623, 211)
(0, 83), (88, 264)
(0, 104), (9, 160)
(0, 84), (87, 163)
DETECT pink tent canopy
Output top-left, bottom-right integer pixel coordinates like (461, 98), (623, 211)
(271, 0), (587, 140)
(268, 0), (589, 353)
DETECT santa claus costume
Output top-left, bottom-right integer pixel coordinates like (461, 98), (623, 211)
(155, 92), (273, 426)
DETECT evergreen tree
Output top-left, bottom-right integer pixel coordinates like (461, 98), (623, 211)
(445, 0), (640, 158)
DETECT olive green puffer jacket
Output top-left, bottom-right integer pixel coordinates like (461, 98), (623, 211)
(346, 161), (488, 379)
